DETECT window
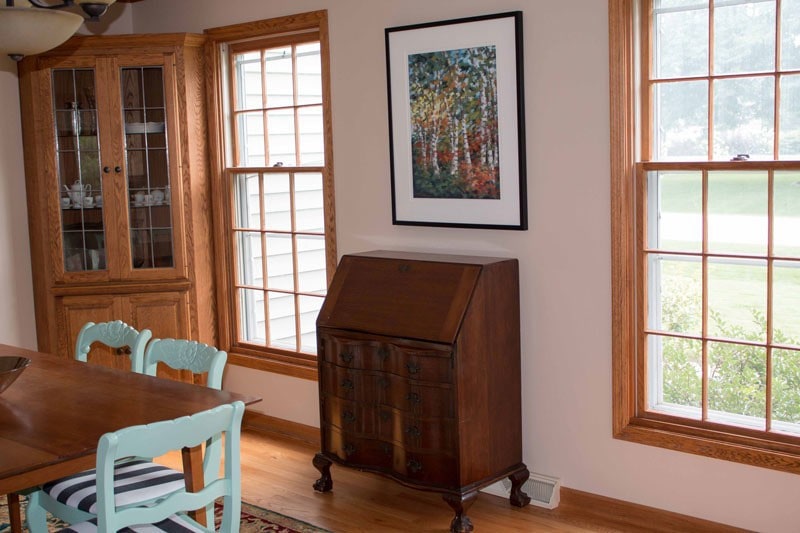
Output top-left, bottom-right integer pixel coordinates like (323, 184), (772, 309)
(611, 0), (800, 472)
(206, 11), (336, 378)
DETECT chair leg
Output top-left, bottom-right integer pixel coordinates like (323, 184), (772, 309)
(25, 491), (49, 533)
(7, 493), (22, 533)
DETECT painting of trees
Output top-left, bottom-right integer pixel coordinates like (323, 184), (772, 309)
(408, 45), (500, 199)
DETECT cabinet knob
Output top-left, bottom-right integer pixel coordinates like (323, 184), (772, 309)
(114, 166), (122, 173)
(343, 443), (356, 457)
(405, 426), (421, 438)
(341, 378), (354, 391)
(379, 411), (390, 422)
(339, 351), (353, 364)
(103, 166), (111, 173)
(378, 377), (389, 389)
(342, 410), (356, 423)
(406, 361), (420, 374)
(115, 347), (131, 355)
(377, 347), (389, 361)
(407, 459), (422, 473)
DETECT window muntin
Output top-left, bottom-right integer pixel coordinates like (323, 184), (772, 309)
(611, 0), (800, 472)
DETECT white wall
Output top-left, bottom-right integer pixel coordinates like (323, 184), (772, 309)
(3, 0), (800, 531)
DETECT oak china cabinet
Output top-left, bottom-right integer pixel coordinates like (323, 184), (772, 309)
(313, 250), (530, 533)
(17, 34), (215, 381)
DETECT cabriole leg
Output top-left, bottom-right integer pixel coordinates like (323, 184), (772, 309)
(312, 452), (333, 492)
(442, 491), (478, 533)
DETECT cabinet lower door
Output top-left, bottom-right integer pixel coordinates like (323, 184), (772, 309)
(57, 291), (192, 382)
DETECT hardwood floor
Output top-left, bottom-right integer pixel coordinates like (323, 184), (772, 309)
(180, 428), (749, 533)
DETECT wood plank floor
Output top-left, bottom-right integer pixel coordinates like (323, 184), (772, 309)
(164, 428), (749, 533)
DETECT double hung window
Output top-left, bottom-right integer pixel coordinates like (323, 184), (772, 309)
(611, 0), (800, 471)
(206, 11), (336, 377)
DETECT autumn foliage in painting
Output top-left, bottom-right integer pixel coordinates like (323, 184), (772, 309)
(408, 46), (500, 199)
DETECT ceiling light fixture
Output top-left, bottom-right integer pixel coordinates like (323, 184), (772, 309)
(0, 0), (116, 61)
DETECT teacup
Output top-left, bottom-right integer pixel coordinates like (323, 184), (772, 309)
(60, 197), (71, 209)
(83, 196), (94, 208)
(95, 195), (103, 207)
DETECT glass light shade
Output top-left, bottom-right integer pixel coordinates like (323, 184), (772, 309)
(0, 7), (83, 58)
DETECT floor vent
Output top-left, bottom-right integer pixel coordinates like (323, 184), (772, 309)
(480, 472), (561, 509)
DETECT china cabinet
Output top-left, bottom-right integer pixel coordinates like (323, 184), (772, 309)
(313, 250), (530, 533)
(17, 34), (215, 380)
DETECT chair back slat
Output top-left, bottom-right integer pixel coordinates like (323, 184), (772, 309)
(144, 338), (227, 390)
(75, 320), (152, 373)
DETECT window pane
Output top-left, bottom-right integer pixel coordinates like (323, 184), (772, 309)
(298, 105), (324, 165)
(234, 51), (262, 110)
(265, 46), (293, 108)
(714, 1), (775, 75)
(238, 287), (265, 344)
(263, 172), (291, 231)
(707, 171), (768, 255)
(265, 233), (294, 291)
(268, 291), (296, 350)
(779, 75), (800, 159)
(707, 341), (766, 429)
(653, 80), (708, 160)
(653, 171), (702, 252)
(234, 173), (260, 229)
(653, 6), (708, 78)
(707, 259), (767, 342)
(648, 254), (702, 335)
(773, 260), (800, 345)
(267, 108), (296, 166)
(713, 77), (774, 160)
(782, 0), (800, 70)
(772, 348), (800, 433)
(235, 231), (262, 287)
(295, 172), (324, 232)
(297, 234), (327, 294)
(236, 111), (265, 166)
(648, 334), (702, 417)
(296, 42), (322, 105)
(774, 171), (800, 257)
(298, 294), (324, 353)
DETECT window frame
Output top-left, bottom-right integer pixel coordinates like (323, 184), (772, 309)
(610, 0), (800, 473)
(205, 10), (336, 380)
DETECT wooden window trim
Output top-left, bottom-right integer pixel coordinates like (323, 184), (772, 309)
(609, 0), (800, 474)
(204, 10), (336, 381)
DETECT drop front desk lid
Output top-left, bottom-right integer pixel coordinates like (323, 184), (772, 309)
(316, 250), (515, 344)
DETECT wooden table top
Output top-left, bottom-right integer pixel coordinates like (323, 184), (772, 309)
(0, 343), (260, 494)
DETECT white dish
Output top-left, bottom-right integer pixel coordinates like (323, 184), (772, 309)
(125, 122), (166, 134)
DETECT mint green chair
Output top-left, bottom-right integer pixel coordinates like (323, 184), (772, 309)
(143, 338), (228, 390)
(75, 320), (152, 373)
(26, 401), (245, 533)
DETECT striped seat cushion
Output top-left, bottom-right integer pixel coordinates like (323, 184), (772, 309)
(58, 514), (205, 533)
(42, 458), (186, 514)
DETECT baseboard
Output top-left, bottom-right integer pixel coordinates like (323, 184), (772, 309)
(243, 409), (320, 446)
(553, 487), (746, 532)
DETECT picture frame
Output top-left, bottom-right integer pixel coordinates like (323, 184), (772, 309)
(385, 11), (527, 230)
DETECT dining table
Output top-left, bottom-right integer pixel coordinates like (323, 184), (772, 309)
(0, 343), (261, 532)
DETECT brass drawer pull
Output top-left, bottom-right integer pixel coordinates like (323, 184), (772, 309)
(341, 378), (354, 390)
(405, 361), (420, 374)
(344, 443), (356, 456)
(378, 377), (389, 389)
(406, 392), (421, 404)
(382, 442), (392, 456)
(405, 426), (421, 438)
(407, 459), (422, 473)
(379, 411), (390, 422)
(340, 351), (354, 363)
(377, 347), (389, 361)
(343, 410), (356, 423)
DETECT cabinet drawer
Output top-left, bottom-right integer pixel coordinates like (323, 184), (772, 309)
(324, 426), (459, 488)
(319, 333), (453, 383)
(319, 363), (455, 417)
(322, 397), (456, 453)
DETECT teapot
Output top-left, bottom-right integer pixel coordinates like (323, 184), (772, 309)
(63, 181), (90, 206)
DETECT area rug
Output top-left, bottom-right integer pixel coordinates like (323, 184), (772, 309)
(0, 497), (329, 533)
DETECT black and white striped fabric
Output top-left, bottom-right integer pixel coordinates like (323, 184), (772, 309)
(58, 514), (206, 532)
(42, 458), (186, 514)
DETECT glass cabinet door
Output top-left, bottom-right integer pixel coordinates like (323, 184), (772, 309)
(52, 69), (105, 273)
(121, 66), (175, 270)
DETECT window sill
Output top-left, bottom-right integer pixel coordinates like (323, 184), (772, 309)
(227, 350), (318, 381)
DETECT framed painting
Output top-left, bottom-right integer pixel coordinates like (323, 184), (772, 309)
(385, 11), (527, 230)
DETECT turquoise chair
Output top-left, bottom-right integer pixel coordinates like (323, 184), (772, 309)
(75, 320), (152, 373)
(26, 401), (245, 533)
(143, 338), (228, 390)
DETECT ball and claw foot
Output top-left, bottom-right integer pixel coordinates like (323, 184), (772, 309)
(509, 467), (532, 508)
(312, 453), (333, 492)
